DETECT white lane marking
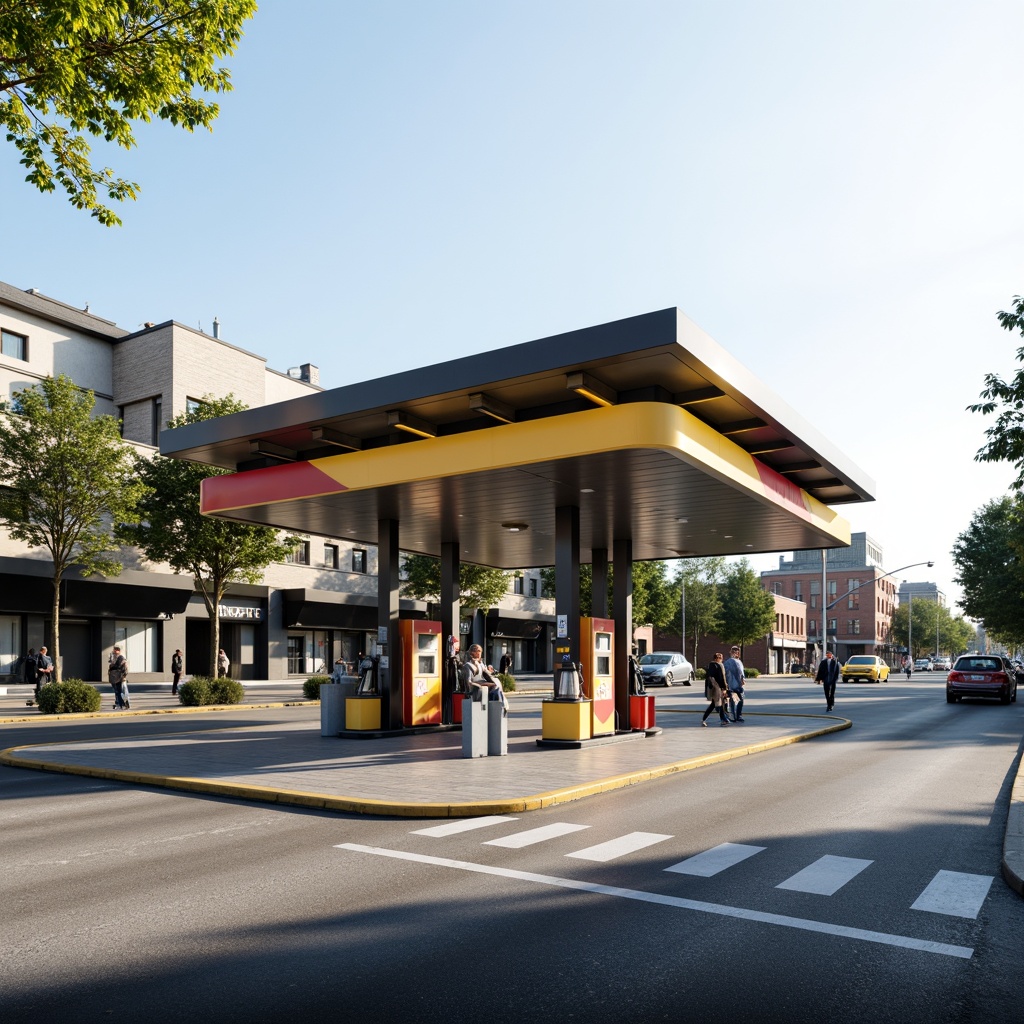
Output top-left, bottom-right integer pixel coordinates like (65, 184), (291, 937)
(484, 823), (591, 848)
(664, 842), (766, 877)
(565, 831), (673, 862)
(333, 843), (974, 959)
(411, 816), (518, 837)
(776, 855), (874, 896)
(911, 870), (995, 919)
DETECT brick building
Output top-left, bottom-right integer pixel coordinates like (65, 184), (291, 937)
(760, 533), (898, 666)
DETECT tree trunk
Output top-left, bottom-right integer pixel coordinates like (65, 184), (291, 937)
(50, 570), (62, 684)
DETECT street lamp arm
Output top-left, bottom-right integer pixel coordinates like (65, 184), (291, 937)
(825, 560), (934, 611)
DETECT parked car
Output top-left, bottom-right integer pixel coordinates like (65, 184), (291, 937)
(914, 657), (933, 672)
(946, 655), (1018, 704)
(637, 651), (694, 686)
(840, 655), (889, 683)
(931, 655), (952, 672)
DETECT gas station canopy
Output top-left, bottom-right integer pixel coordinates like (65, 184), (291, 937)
(160, 308), (873, 567)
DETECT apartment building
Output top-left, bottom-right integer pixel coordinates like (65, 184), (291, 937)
(0, 281), (553, 683)
(761, 532), (898, 664)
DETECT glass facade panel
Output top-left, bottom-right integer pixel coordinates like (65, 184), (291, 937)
(114, 620), (160, 673)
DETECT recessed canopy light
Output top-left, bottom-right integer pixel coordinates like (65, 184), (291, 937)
(580, 488), (595, 494)
(501, 522), (529, 532)
(676, 517), (688, 524)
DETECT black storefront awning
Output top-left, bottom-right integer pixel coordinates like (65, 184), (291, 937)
(489, 617), (544, 640)
(282, 589), (427, 630)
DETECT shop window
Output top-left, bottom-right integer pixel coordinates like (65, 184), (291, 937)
(513, 576), (524, 595)
(0, 614), (19, 675)
(529, 578), (538, 597)
(114, 620), (160, 672)
(324, 544), (339, 569)
(1, 329), (27, 361)
(352, 548), (367, 573)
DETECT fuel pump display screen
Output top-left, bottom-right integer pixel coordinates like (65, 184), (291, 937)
(418, 655), (435, 674)
(596, 633), (611, 651)
(417, 634), (435, 650)
(597, 656), (611, 675)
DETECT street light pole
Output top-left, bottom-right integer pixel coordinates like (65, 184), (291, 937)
(680, 582), (686, 660)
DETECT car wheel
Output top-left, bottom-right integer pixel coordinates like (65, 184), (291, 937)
(1000, 691), (1011, 705)
(946, 692), (955, 704)
(664, 673), (673, 687)
(843, 676), (849, 683)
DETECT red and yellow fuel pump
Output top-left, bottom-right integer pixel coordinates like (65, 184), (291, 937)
(578, 616), (616, 736)
(399, 620), (442, 726)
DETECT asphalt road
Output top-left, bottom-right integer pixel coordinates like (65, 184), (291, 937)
(1, 676), (1021, 1023)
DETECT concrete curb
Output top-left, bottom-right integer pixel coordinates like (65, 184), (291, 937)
(0, 701), (308, 725)
(1002, 750), (1024, 896)
(0, 712), (851, 818)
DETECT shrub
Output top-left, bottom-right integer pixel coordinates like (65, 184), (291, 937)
(695, 668), (706, 680)
(303, 675), (330, 700)
(745, 667), (760, 678)
(35, 678), (102, 714)
(178, 676), (212, 705)
(210, 676), (244, 704)
(496, 672), (516, 693)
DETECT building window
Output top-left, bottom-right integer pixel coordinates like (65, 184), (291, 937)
(324, 544), (339, 569)
(529, 578), (538, 597)
(810, 595), (817, 609)
(114, 620), (160, 673)
(185, 397), (204, 416)
(513, 576), (524, 595)
(772, 582), (783, 595)
(1, 329), (27, 361)
(352, 548), (367, 573)
(286, 540), (310, 564)
(809, 619), (816, 635)
(793, 582), (802, 601)
(828, 618), (837, 633)
(152, 398), (163, 445)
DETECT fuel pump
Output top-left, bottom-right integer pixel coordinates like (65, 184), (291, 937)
(356, 652), (378, 694)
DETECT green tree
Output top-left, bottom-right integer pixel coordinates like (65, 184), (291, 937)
(400, 555), (511, 611)
(0, 375), (146, 681)
(0, 1), (257, 226)
(969, 295), (1024, 488)
(889, 599), (974, 660)
(117, 395), (295, 677)
(951, 495), (1024, 649)
(538, 560), (679, 631)
(675, 556), (726, 668)
(718, 558), (776, 650)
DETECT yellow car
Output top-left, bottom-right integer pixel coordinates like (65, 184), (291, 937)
(841, 655), (890, 683)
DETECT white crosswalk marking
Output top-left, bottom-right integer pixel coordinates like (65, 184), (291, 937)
(484, 823), (591, 848)
(776, 855), (874, 895)
(411, 816), (518, 837)
(566, 831), (673, 862)
(664, 842), (766, 877)
(911, 870), (994, 919)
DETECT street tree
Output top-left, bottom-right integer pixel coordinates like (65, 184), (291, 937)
(718, 559), (777, 651)
(969, 294), (1024, 488)
(0, 375), (146, 681)
(951, 495), (1024, 649)
(674, 556), (726, 668)
(0, 1), (257, 226)
(118, 395), (295, 677)
(889, 599), (976, 660)
(400, 555), (511, 612)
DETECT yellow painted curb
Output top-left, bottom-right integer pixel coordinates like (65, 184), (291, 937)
(0, 713), (850, 818)
(0, 701), (310, 725)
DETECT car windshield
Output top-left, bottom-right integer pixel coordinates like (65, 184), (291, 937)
(955, 657), (1001, 672)
(846, 657), (874, 665)
(640, 655), (671, 665)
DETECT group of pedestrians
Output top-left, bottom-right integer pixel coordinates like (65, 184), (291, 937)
(17, 646), (53, 704)
(701, 645), (747, 726)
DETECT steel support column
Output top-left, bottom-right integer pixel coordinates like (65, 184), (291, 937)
(592, 547), (608, 619)
(439, 539), (460, 724)
(613, 538), (633, 729)
(377, 518), (402, 730)
(555, 505), (581, 669)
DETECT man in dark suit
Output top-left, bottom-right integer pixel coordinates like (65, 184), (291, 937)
(815, 650), (841, 713)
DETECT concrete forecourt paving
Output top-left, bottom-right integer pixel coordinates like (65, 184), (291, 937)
(1, 680), (1021, 898)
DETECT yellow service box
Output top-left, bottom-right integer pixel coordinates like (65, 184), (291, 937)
(346, 696), (381, 731)
(541, 699), (592, 741)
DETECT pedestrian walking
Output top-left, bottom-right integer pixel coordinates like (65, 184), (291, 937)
(35, 646), (54, 692)
(22, 648), (38, 706)
(217, 648), (230, 677)
(815, 649), (840, 713)
(171, 648), (183, 695)
(499, 649), (512, 675)
(702, 652), (730, 726)
(724, 646), (746, 721)
(902, 653), (912, 680)
(108, 645), (129, 710)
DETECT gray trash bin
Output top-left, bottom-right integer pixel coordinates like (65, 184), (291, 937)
(320, 681), (357, 736)
(462, 696), (488, 757)
(487, 697), (508, 756)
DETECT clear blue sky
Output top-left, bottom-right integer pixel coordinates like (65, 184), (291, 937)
(3, 1), (1023, 606)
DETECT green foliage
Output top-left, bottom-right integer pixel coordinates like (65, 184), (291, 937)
(675, 556), (725, 668)
(496, 672), (516, 693)
(952, 495), (1024, 648)
(969, 296), (1024, 489)
(35, 678), (102, 714)
(744, 667), (760, 678)
(303, 675), (330, 700)
(718, 560), (776, 648)
(889, 596), (977, 660)
(0, 1), (257, 225)
(400, 554), (511, 609)
(118, 395), (296, 676)
(0, 375), (147, 682)
(694, 667), (706, 680)
(178, 675), (244, 705)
